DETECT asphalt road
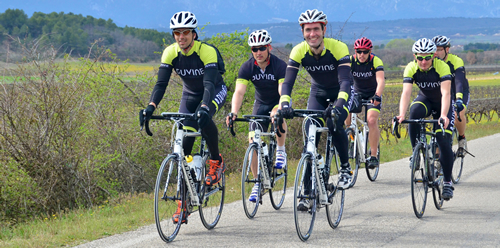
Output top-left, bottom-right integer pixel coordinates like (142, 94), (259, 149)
(75, 133), (500, 247)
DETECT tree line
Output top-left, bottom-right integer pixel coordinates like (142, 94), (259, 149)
(0, 9), (175, 61)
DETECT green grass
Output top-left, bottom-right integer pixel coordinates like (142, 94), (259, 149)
(1, 116), (498, 247)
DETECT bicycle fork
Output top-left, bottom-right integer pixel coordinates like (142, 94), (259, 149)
(254, 129), (271, 189)
(306, 124), (328, 205)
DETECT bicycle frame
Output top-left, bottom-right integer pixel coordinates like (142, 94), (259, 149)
(298, 112), (331, 205)
(251, 123), (273, 189)
(347, 111), (368, 163)
(153, 113), (208, 207)
(347, 101), (374, 163)
(231, 115), (277, 189)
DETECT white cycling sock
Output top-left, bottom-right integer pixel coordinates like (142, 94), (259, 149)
(277, 146), (285, 152)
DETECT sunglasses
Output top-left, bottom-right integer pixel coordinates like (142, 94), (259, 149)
(356, 50), (370, 54)
(251, 46), (268, 52)
(416, 55), (433, 61)
(173, 29), (193, 36)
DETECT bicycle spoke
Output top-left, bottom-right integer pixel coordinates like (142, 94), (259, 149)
(326, 147), (344, 228)
(200, 156), (225, 229)
(241, 144), (260, 219)
(293, 154), (316, 241)
(154, 155), (183, 242)
(411, 144), (428, 218)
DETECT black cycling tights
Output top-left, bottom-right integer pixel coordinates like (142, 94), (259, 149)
(409, 101), (454, 182)
(183, 119), (220, 161)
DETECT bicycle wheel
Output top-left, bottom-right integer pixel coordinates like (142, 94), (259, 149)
(199, 155), (225, 229)
(346, 128), (360, 188)
(241, 143), (260, 219)
(154, 155), (183, 242)
(410, 143), (428, 218)
(293, 153), (316, 241)
(451, 129), (463, 184)
(326, 147), (344, 229)
(432, 156), (444, 210)
(269, 159), (287, 210)
(365, 140), (380, 182)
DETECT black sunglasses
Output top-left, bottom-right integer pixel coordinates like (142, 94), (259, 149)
(416, 55), (433, 61)
(251, 46), (267, 52)
(356, 50), (370, 54)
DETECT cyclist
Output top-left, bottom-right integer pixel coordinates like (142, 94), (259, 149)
(347, 37), (385, 168)
(432, 35), (470, 154)
(280, 9), (354, 210)
(140, 11), (227, 222)
(395, 38), (455, 200)
(226, 29), (288, 202)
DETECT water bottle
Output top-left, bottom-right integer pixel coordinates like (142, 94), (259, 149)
(185, 155), (197, 181)
(262, 142), (269, 157)
(192, 154), (203, 181)
(317, 154), (325, 172)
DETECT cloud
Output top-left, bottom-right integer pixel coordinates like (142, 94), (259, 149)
(269, 17), (288, 23)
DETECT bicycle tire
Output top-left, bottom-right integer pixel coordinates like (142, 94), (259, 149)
(293, 153), (316, 241)
(431, 160), (444, 210)
(241, 143), (260, 219)
(451, 129), (463, 184)
(411, 143), (428, 218)
(199, 154), (225, 229)
(326, 147), (344, 229)
(346, 128), (360, 188)
(154, 155), (183, 242)
(365, 137), (380, 182)
(269, 163), (287, 210)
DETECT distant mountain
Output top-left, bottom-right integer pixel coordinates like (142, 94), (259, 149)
(2, 0), (500, 29)
(194, 17), (500, 45)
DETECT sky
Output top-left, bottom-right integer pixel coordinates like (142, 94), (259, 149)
(1, 0), (500, 30)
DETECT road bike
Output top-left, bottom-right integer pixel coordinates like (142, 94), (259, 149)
(142, 112), (225, 242)
(228, 114), (287, 219)
(345, 100), (380, 187)
(292, 108), (345, 241)
(392, 117), (445, 218)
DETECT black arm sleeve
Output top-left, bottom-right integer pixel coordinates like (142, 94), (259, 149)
(335, 65), (353, 108)
(454, 67), (466, 97)
(149, 64), (173, 106)
(202, 66), (218, 107)
(281, 60), (301, 100)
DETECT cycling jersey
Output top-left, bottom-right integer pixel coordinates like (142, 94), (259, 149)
(236, 53), (287, 106)
(445, 53), (470, 100)
(280, 38), (352, 109)
(350, 54), (384, 94)
(149, 40), (225, 108)
(281, 38), (352, 166)
(403, 58), (452, 103)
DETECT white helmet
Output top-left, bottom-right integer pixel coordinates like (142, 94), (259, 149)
(412, 38), (437, 54)
(432, 35), (451, 47)
(248, 30), (272, 47)
(170, 11), (197, 29)
(298, 9), (327, 26)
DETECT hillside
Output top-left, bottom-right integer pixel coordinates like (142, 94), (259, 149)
(196, 17), (500, 45)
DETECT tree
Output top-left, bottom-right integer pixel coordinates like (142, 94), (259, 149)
(466, 51), (477, 65)
(0, 9), (28, 33)
(385, 38), (414, 50)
